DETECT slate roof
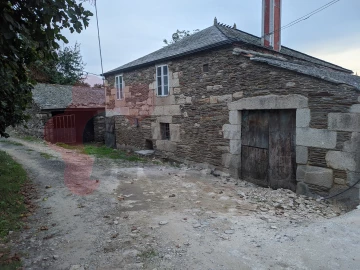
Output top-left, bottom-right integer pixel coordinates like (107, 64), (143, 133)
(104, 23), (352, 75)
(32, 83), (105, 110)
(250, 57), (360, 90)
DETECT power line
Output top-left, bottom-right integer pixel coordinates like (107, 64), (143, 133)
(263, 0), (341, 38)
(94, 0), (105, 81)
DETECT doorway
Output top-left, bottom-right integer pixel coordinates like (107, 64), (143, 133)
(241, 109), (296, 191)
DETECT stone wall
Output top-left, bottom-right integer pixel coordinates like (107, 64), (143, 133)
(94, 113), (105, 143)
(14, 101), (52, 138)
(105, 43), (360, 205)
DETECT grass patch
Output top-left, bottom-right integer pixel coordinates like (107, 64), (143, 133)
(40, 153), (53, 159)
(55, 142), (83, 151)
(139, 249), (157, 259)
(0, 151), (27, 268)
(83, 145), (143, 161)
(21, 136), (41, 143)
(55, 143), (143, 162)
(0, 140), (23, 146)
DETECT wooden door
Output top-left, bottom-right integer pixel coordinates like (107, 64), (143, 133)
(241, 109), (296, 191)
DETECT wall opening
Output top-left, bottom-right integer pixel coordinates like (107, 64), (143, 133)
(145, 139), (154, 150)
(241, 109), (296, 191)
(160, 123), (170, 140)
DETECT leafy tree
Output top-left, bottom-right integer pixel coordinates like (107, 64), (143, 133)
(0, 1), (93, 137)
(163, 29), (199, 45)
(31, 43), (85, 85)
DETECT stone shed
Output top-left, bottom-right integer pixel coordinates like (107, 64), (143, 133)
(103, 15), (360, 205)
(16, 83), (106, 144)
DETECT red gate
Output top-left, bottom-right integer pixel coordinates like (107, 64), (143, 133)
(45, 114), (76, 144)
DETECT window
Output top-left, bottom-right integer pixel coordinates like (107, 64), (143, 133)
(160, 123), (170, 140)
(115, 75), (124, 100)
(203, 64), (209, 72)
(156, 65), (169, 96)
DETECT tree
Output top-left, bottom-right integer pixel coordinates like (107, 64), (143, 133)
(31, 43), (85, 85)
(163, 29), (199, 45)
(0, 1), (93, 137)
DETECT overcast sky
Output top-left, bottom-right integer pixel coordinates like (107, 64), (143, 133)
(64, 0), (360, 79)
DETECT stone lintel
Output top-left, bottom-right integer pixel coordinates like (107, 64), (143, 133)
(228, 94), (308, 111)
(156, 116), (172, 123)
(152, 105), (181, 116)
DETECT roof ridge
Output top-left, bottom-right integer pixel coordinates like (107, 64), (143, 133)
(104, 23), (352, 75)
(214, 24), (232, 41)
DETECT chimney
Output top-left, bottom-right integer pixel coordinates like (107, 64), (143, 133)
(261, 0), (282, 51)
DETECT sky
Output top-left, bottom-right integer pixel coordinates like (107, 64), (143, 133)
(63, 0), (360, 82)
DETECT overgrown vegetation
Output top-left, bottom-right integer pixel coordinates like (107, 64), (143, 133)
(0, 1), (92, 137)
(0, 151), (27, 238)
(0, 151), (28, 268)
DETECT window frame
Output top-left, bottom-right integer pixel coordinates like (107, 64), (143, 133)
(203, 63), (209, 73)
(115, 74), (124, 100)
(160, 123), (170, 140)
(156, 65), (169, 97)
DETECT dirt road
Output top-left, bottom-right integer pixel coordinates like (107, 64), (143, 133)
(1, 138), (359, 270)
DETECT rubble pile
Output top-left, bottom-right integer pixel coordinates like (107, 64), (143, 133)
(233, 180), (345, 219)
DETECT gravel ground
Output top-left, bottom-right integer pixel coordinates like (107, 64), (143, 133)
(0, 137), (359, 270)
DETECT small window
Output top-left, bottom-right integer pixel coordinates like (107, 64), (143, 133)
(160, 123), (170, 140)
(203, 64), (209, 72)
(115, 75), (124, 100)
(156, 65), (169, 96)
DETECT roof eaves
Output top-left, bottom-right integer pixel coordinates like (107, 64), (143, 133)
(280, 46), (353, 74)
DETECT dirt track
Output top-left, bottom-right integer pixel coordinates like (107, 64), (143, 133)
(1, 138), (359, 270)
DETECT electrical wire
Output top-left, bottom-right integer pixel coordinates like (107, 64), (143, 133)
(94, 0), (105, 83)
(263, 0), (341, 38)
(324, 178), (360, 200)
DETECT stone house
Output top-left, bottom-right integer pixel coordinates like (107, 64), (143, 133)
(16, 83), (105, 143)
(103, 3), (360, 204)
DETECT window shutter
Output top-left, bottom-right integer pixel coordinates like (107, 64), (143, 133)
(119, 76), (123, 99)
(163, 66), (169, 96)
(157, 66), (162, 96)
(116, 76), (120, 100)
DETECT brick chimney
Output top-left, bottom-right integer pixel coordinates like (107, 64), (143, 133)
(261, 0), (282, 51)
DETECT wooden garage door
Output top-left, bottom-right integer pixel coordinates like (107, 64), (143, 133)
(241, 110), (296, 191)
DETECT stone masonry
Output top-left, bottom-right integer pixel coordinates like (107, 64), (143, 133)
(105, 43), (360, 205)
